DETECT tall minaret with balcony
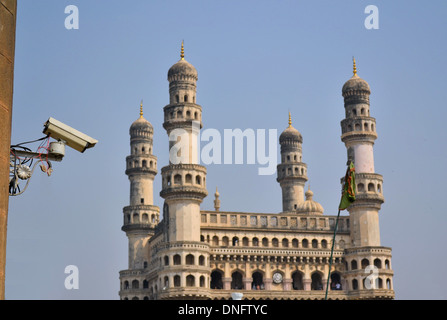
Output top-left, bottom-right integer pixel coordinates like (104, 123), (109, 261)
(160, 43), (208, 242)
(340, 59), (384, 247)
(122, 102), (159, 270)
(158, 43), (209, 298)
(277, 113), (308, 212)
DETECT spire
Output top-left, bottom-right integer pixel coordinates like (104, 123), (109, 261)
(353, 57), (357, 77)
(214, 186), (221, 211)
(288, 111), (292, 128)
(180, 40), (185, 60)
(140, 100), (144, 118)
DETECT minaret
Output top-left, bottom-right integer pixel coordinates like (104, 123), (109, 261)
(122, 102), (159, 269)
(340, 58), (384, 246)
(160, 42), (208, 242)
(277, 113), (308, 212)
(158, 43), (209, 298)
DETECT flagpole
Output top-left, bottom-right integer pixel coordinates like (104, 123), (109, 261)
(325, 208), (341, 300)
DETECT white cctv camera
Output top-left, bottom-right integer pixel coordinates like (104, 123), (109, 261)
(43, 117), (98, 153)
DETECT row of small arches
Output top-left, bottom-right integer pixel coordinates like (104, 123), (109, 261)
(350, 107), (370, 117)
(131, 146), (152, 155)
(125, 213), (158, 225)
(280, 166), (306, 177)
(165, 173), (205, 187)
(163, 254), (207, 266)
(167, 109), (200, 121)
(175, 94), (195, 104)
(346, 258), (391, 271)
(347, 122), (375, 132)
(202, 235), (341, 249)
(281, 154), (303, 163)
(127, 159), (156, 169)
(358, 182), (382, 193)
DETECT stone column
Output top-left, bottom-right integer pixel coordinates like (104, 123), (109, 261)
(0, 0), (17, 301)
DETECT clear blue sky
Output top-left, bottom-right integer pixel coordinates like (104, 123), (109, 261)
(5, 0), (447, 299)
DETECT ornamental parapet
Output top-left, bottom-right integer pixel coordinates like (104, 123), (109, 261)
(200, 211), (350, 233)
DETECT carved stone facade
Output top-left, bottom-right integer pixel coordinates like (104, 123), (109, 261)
(118, 51), (394, 300)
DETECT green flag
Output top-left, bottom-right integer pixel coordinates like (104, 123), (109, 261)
(339, 161), (356, 210)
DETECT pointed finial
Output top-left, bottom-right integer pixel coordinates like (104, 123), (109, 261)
(140, 100), (144, 118)
(353, 57), (357, 76)
(214, 186), (221, 211)
(288, 111), (292, 128)
(180, 40), (185, 60)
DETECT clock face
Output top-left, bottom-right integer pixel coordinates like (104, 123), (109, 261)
(273, 272), (283, 284)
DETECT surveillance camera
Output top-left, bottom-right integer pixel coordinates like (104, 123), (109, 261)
(43, 117), (98, 153)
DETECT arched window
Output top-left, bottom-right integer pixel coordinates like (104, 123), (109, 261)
(292, 271), (303, 290)
(196, 175), (201, 185)
(185, 174), (192, 184)
(174, 174), (182, 184)
(321, 239), (328, 248)
(374, 258), (382, 269)
(368, 183), (375, 192)
(361, 258), (370, 269)
(164, 276), (169, 288)
(386, 278), (392, 290)
(272, 238), (279, 247)
(330, 273), (342, 290)
(200, 276), (205, 287)
(132, 280), (139, 289)
(124, 281), (129, 289)
(351, 260), (358, 270)
(231, 271), (243, 290)
(377, 184), (382, 193)
(199, 255), (205, 266)
(242, 237), (249, 246)
(252, 237), (259, 247)
(312, 239), (318, 248)
(358, 183), (365, 192)
(355, 123), (361, 131)
(142, 213), (148, 223)
(232, 237), (239, 246)
(222, 236), (229, 246)
(164, 256), (169, 266)
(364, 123), (369, 131)
(177, 110), (182, 118)
(143, 280), (149, 289)
(133, 213), (139, 224)
(311, 273), (323, 290)
(211, 270), (223, 289)
(186, 110), (191, 117)
(186, 275), (195, 287)
(185, 254), (194, 265)
(212, 236), (219, 246)
(282, 238), (289, 248)
(302, 239), (309, 248)
(262, 237), (268, 247)
(252, 272), (264, 290)
(173, 254), (181, 265)
(174, 275), (181, 287)
(352, 109), (357, 116)
(352, 279), (358, 290)
(385, 259), (390, 269)
(194, 112), (198, 120)
(176, 95), (179, 103)
(292, 238), (298, 248)
(184, 95), (188, 102)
